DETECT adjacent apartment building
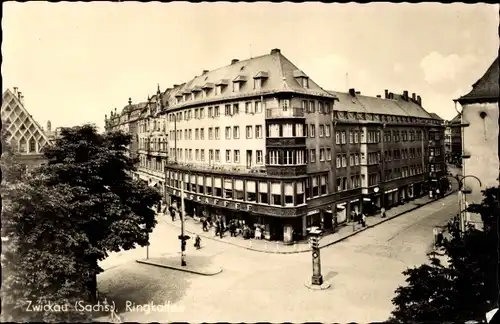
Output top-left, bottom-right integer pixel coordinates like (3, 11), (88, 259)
(444, 114), (463, 166)
(454, 56), (499, 227)
(1, 88), (56, 170)
(104, 48), (445, 243)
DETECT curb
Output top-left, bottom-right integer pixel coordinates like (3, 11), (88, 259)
(164, 191), (456, 255)
(135, 259), (223, 276)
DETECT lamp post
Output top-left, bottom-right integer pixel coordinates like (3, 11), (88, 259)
(444, 174), (482, 233)
(177, 179), (189, 266)
(304, 227), (330, 290)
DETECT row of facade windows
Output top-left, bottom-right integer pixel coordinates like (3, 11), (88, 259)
(384, 165), (425, 181)
(169, 148), (264, 164)
(170, 125), (264, 141)
(168, 172), (331, 206)
(169, 101), (265, 122)
(384, 148), (423, 161)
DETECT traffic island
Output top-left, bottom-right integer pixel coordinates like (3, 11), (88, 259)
(136, 256), (222, 276)
(304, 278), (331, 290)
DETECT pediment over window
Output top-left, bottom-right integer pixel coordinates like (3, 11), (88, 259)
(191, 86), (202, 92)
(202, 82), (215, 89)
(293, 70), (308, 78)
(254, 71), (269, 79)
(215, 79), (229, 86)
(233, 75), (247, 83)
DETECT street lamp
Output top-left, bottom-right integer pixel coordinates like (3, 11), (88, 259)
(445, 174), (482, 233)
(178, 179), (189, 266)
(304, 227), (330, 290)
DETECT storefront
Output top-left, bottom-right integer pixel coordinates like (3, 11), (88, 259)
(384, 188), (398, 208)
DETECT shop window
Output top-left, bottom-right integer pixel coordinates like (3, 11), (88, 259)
(224, 179), (233, 199)
(312, 176), (319, 197)
(271, 182), (281, 206)
(259, 182), (268, 204)
(285, 183), (294, 206)
(320, 175), (327, 195)
(246, 181), (257, 202)
(295, 181), (305, 205)
(234, 179), (244, 201)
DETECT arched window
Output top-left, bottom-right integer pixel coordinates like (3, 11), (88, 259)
(19, 138), (27, 153)
(29, 138), (36, 153)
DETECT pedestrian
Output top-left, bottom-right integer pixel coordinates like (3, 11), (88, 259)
(170, 208), (176, 222)
(361, 213), (367, 227)
(214, 222), (220, 237)
(202, 219), (208, 232)
(219, 220), (225, 239)
(194, 235), (201, 249)
(437, 231), (444, 247)
(381, 207), (386, 218)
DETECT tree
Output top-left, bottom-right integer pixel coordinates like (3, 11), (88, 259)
(389, 186), (499, 323)
(1, 124), (162, 321)
(1, 121), (25, 184)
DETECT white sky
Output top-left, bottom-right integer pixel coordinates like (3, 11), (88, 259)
(2, 2), (498, 131)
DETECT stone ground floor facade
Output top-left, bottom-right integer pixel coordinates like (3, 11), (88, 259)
(163, 171), (429, 244)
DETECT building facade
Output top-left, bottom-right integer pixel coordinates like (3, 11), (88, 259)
(455, 56), (499, 227)
(103, 48), (446, 242)
(444, 114), (463, 166)
(1, 88), (56, 169)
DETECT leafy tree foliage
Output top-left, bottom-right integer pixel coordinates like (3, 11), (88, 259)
(389, 186), (499, 323)
(1, 121), (25, 184)
(1, 124), (161, 322)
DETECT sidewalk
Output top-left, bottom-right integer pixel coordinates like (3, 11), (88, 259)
(162, 191), (456, 254)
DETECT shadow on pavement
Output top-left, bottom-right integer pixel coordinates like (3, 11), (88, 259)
(97, 262), (192, 316)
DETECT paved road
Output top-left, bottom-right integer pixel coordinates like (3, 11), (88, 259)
(97, 194), (459, 323)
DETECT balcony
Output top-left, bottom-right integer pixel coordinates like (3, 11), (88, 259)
(266, 137), (306, 147)
(266, 108), (304, 119)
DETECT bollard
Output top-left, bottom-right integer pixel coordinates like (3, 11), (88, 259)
(276, 242), (279, 251)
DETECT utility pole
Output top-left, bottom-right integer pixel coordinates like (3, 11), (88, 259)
(180, 179), (187, 266)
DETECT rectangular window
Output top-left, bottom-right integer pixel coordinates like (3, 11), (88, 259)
(233, 103), (239, 115)
(327, 148), (332, 161)
(310, 149), (316, 163)
(246, 125), (253, 139)
(200, 128), (204, 140)
(215, 149), (220, 162)
(215, 127), (220, 140)
(195, 128), (199, 140)
(342, 155), (347, 167)
(310, 125), (316, 137)
(225, 104), (232, 116)
(341, 131), (346, 144)
(336, 131), (340, 144)
(320, 149), (325, 161)
(336, 156), (341, 168)
(259, 182), (268, 204)
(208, 127), (213, 140)
(309, 101), (315, 113)
(255, 101), (262, 113)
(200, 149), (205, 161)
(284, 183), (294, 206)
(280, 99), (290, 110)
(256, 150), (263, 164)
(312, 176), (319, 197)
(226, 150), (231, 162)
(349, 131), (354, 144)
(225, 127), (231, 139)
(319, 125), (325, 137)
(234, 150), (240, 163)
(255, 125), (263, 138)
(320, 175), (327, 195)
(233, 126), (240, 139)
(325, 125), (331, 137)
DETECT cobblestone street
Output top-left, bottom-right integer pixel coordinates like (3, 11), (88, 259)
(96, 194), (459, 322)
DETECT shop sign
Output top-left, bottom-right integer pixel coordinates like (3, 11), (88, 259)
(172, 190), (253, 212)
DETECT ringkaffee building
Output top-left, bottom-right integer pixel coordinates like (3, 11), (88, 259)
(105, 48), (445, 243)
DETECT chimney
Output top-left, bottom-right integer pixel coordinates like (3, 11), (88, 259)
(412, 92), (416, 101)
(389, 92), (394, 100)
(384, 89), (389, 99)
(417, 95), (422, 106)
(202, 70), (209, 75)
(270, 48), (281, 55)
(18, 91), (22, 100)
(128, 97), (132, 105)
(349, 88), (356, 97)
(403, 90), (409, 101)
(46, 120), (52, 132)
(13, 87), (18, 96)
(376, 95), (381, 98)
(231, 59), (239, 65)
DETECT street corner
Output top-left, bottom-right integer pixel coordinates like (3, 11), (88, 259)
(304, 278), (331, 290)
(136, 255), (223, 276)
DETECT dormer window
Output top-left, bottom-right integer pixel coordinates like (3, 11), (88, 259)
(293, 70), (309, 88)
(182, 90), (191, 101)
(175, 93), (183, 104)
(215, 79), (228, 95)
(192, 86), (202, 99)
(232, 75), (247, 92)
(202, 82), (214, 98)
(253, 71), (269, 90)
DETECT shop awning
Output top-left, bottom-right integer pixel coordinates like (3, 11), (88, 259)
(350, 199), (359, 203)
(324, 209), (333, 214)
(363, 198), (371, 202)
(336, 203), (346, 210)
(385, 188), (397, 194)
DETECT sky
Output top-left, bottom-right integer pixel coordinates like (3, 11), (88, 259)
(2, 2), (498, 131)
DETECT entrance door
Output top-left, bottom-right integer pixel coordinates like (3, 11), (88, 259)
(246, 150), (252, 169)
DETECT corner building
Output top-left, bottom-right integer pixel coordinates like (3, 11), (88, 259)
(160, 49), (444, 243)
